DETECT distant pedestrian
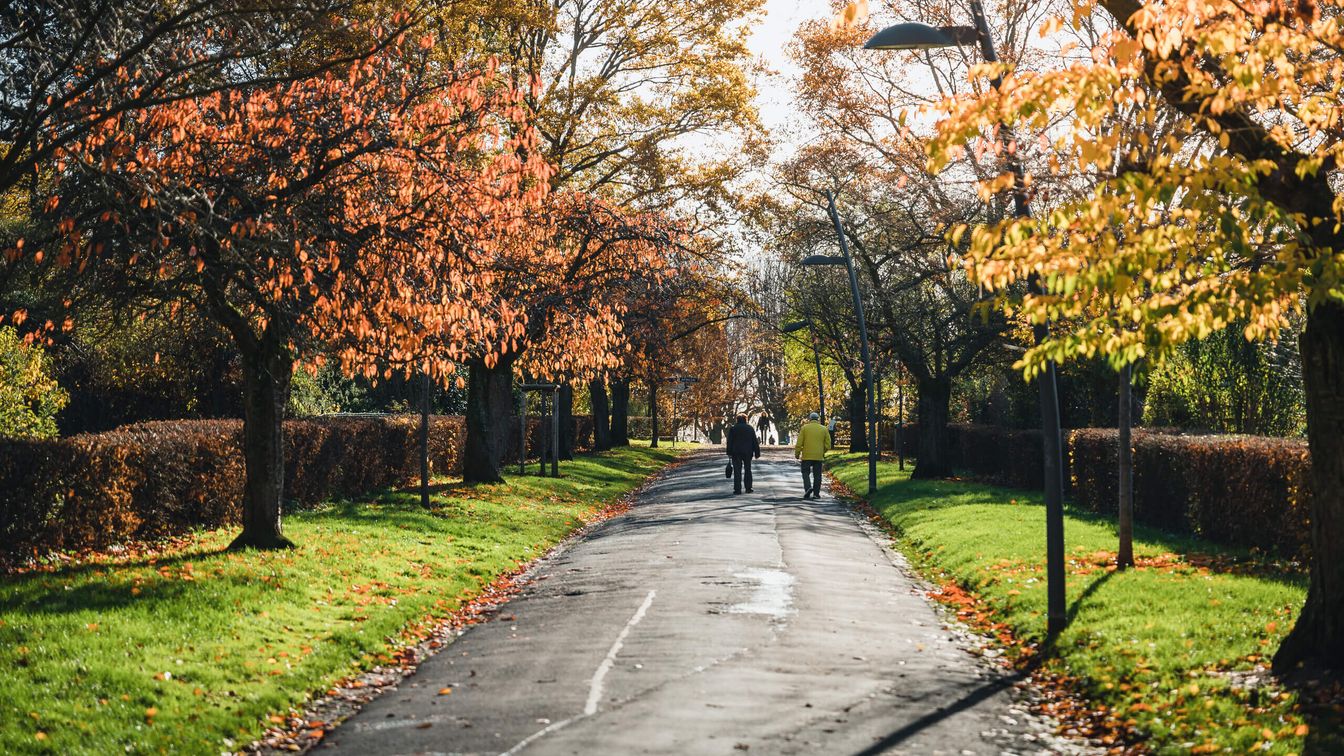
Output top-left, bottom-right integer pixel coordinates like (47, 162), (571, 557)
(827, 416), (837, 446)
(726, 413), (761, 494)
(796, 412), (832, 499)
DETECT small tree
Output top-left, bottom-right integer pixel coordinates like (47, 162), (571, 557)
(0, 326), (67, 438)
(460, 192), (682, 482)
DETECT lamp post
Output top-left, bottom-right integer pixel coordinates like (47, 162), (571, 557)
(801, 190), (877, 496)
(865, 5), (1068, 635)
(781, 319), (826, 423)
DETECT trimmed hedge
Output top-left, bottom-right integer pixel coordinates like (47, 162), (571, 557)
(1070, 429), (1311, 560)
(0, 414), (594, 567)
(872, 422), (1042, 488)
(881, 421), (1311, 560)
(625, 416), (675, 440)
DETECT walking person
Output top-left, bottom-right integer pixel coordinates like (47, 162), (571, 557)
(796, 412), (832, 499)
(726, 413), (761, 494)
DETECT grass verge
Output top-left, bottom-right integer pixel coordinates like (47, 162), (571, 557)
(1, 445), (683, 755)
(828, 454), (1340, 755)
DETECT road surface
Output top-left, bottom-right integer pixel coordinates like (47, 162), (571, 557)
(317, 450), (1090, 755)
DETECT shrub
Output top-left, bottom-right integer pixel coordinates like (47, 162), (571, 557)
(1070, 429), (1311, 559)
(0, 413), (596, 568)
(883, 422), (1311, 559)
(949, 424), (1049, 490)
(0, 326), (68, 439)
(626, 416), (676, 440)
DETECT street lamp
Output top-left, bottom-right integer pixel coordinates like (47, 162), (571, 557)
(800, 191), (878, 496)
(865, 3), (1069, 636)
(781, 319), (827, 424)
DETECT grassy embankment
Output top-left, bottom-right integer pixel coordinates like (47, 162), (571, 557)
(1, 444), (684, 755)
(829, 454), (1339, 755)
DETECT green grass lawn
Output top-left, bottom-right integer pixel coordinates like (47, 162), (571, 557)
(828, 454), (1337, 755)
(1, 445), (683, 755)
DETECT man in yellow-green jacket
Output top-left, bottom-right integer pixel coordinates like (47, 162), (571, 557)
(794, 412), (832, 499)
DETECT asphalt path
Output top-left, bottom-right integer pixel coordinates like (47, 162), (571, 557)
(317, 449), (1091, 756)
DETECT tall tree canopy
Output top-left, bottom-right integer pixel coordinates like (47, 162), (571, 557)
(510, 0), (766, 207)
(0, 1), (399, 197)
(9, 36), (548, 548)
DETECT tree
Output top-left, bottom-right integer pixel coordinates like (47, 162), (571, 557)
(481, 0), (762, 458)
(459, 191), (682, 481)
(12, 41), (545, 548)
(0, 1), (398, 198)
(0, 325), (66, 438)
(1143, 323), (1306, 436)
(745, 259), (796, 443)
(766, 140), (1005, 474)
(509, 0), (764, 206)
(785, 3), (1076, 476)
(927, 0), (1344, 671)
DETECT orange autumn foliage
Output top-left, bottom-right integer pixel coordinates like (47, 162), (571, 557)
(22, 41), (550, 385)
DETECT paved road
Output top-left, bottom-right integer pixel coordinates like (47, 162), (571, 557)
(318, 450), (1086, 756)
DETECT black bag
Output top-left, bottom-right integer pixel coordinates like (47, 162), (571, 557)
(724, 462), (733, 478)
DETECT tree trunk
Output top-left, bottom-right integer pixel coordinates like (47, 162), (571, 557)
(462, 356), (515, 483)
(610, 377), (630, 447)
(707, 418), (725, 445)
(1117, 363), (1134, 569)
(912, 376), (953, 479)
(228, 339), (295, 550)
(648, 380), (659, 448)
(590, 379), (611, 451)
(848, 383), (868, 454)
(1274, 300), (1344, 673)
(765, 402), (790, 444)
(558, 383), (575, 460)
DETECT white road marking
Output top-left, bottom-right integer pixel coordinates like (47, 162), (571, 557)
(500, 715), (579, 755)
(584, 589), (656, 715)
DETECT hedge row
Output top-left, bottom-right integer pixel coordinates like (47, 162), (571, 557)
(1069, 429), (1311, 560)
(879, 422), (1312, 560)
(0, 414), (594, 567)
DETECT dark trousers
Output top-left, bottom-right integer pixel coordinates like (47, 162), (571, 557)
(731, 456), (753, 493)
(801, 460), (823, 496)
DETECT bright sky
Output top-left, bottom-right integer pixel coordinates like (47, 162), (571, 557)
(746, 0), (815, 137)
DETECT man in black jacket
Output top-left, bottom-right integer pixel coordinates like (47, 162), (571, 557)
(726, 414), (761, 494)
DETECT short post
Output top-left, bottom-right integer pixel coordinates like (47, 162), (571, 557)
(896, 367), (905, 471)
(420, 367), (431, 509)
(519, 383), (562, 477)
(538, 391), (547, 476)
(550, 387), (560, 478)
(518, 388), (527, 475)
